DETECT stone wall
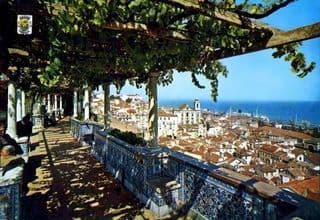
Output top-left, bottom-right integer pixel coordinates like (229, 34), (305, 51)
(70, 119), (320, 219)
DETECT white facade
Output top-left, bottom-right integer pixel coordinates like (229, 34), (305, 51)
(174, 100), (202, 125)
(158, 110), (178, 137)
(208, 126), (224, 136)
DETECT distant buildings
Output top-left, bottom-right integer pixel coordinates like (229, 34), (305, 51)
(174, 99), (201, 125)
(158, 109), (178, 137)
(90, 93), (320, 202)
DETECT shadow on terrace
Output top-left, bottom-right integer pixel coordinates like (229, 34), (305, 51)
(22, 118), (153, 219)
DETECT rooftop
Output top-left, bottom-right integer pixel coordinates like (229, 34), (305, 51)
(258, 126), (313, 140)
(280, 176), (320, 202)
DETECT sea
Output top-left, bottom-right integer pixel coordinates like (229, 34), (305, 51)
(159, 100), (320, 126)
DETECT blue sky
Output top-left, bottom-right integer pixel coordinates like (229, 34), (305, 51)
(111, 0), (320, 102)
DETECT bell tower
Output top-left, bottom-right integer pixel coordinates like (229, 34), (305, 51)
(194, 99), (200, 111)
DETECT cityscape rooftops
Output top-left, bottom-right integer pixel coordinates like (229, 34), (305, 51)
(158, 109), (176, 117)
(258, 126), (313, 140)
(260, 144), (279, 154)
(280, 176), (320, 202)
(178, 104), (189, 110)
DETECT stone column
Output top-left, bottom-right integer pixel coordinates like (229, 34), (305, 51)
(54, 94), (58, 111)
(148, 72), (159, 147)
(103, 83), (111, 130)
(77, 89), (82, 117)
(42, 95), (46, 105)
(73, 90), (78, 118)
(33, 96), (43, 129)
(7, 82), (17, 138)
(21, 90), (26, 117)
(84, 86), (90, 120)
(47, 94), (51, 113)
(59, 95), (63, 110)
(16, 89), (22, 121)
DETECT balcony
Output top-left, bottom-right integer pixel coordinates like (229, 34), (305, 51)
(71, 118), (320, 219)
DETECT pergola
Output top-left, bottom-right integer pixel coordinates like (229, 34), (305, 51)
(1, 0), (319, 146)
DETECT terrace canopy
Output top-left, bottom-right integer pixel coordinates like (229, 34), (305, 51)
(0, 0), (319, 145)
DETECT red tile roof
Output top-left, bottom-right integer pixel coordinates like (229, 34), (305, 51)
(178, 104), (189, 110)
(275, 161), (289, 170)
(258, 126), (312, 140)
(158, 110), (176, 117)
(197, 145), (207, 154)
(288, 168), (305, 178)
(280, 176), (320, 202)
(240, 170), (255, 177)
(260, 144), (279, 154)
(207, 153), (220, 163)
(306, 153), (320, 165)
(291, 148), (305, 156)
(260, 165), (274, 173)
(171, 146), (183, 151)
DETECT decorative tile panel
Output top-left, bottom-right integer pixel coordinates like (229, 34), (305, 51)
(71, 119), (319, 219)
(0, 181), (21, 220)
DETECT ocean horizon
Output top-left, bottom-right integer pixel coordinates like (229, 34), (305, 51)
(159, 99), (320, 126)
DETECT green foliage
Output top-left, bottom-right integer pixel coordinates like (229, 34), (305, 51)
(36, 0), (316, 101)
(272, 43), (316, 78)
(109, 128), (147, 146)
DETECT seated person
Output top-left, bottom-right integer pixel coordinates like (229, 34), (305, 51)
(0, 145), (25, 176)
(0, 121), (23, 155)
(17, 114), (33, 138)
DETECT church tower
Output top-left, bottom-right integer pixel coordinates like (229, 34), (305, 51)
(194, 99), (200, 111)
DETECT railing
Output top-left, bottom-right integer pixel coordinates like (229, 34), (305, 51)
(70, 118), (103, 144)
(0, 167), (23, 220)
(70, 118), (320, 219)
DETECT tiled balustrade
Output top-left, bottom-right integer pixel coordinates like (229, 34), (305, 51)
(71, 118), (320, 219)
(0, 167), (23, 220)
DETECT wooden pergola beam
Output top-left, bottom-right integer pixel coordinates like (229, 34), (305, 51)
(266, 22), (320, 48)
(103, 21), (189, 42)
(49, 3), (190, 43)
(8, 48), (29, 56)
(100, 21), (320, 60)
(214, 22), (320, 60)
(161, 0), (282, 33)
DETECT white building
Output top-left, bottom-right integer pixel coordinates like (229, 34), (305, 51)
(208, 126), (224, 136)
(174, 99), (202, 125)
(158, 110), (178, 137)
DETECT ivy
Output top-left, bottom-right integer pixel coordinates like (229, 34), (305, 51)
(272, 43), (316, 78)
(28, 0), (316, 102)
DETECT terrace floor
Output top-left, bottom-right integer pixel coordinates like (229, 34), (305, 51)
(22, 117), (155, 220)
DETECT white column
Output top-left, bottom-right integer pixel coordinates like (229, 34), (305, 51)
(33, 96), (43, 129)
(7, 82), (17, 138)
(54, 94), (58, 111)
(21, 90), (26, 117)
(77, 89), (82, 117)
(16, 89), (22, 121)
(84, 87), (90, 120)
(73, 90), (78, 118)
(59, 95), (63, 110)
(148, 73), (159, 147)
(47, 94), (51, 113)
(42, 95), (46, 105)
(58, 95), (63, 118)
(103, 83), (111, 129)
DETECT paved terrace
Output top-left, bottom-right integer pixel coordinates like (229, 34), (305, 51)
(22, 117), (155, 219)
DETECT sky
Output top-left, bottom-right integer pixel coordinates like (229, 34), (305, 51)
(109, 0), (320, 102)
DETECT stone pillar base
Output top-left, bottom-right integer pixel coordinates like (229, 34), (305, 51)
(32, 114), (44, 131)
(146, 176), (181, 218)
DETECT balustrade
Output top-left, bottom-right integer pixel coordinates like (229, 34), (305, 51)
(70, 118), (320, 219)
(0, 166), (23, 220)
